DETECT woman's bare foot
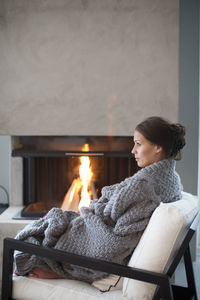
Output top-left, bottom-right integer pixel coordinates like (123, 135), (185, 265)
(28, 267), (63, 279)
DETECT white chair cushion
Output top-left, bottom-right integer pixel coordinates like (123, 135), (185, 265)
(122, 192), (199, 300)
(13, 275), (125, 300)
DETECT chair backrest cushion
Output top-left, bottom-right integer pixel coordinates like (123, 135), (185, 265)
(122, 192), (199, 300)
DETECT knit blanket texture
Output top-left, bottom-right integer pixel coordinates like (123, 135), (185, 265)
(14, 159), (182, 282)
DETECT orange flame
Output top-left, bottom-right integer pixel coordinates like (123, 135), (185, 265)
(78, 144), (93, 210)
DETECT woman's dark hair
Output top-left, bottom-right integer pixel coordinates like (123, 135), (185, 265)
(135, 116), (186, 160)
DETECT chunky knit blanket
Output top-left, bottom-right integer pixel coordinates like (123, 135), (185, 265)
(14, 159), (182, 282)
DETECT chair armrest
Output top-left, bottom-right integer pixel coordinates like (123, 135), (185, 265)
(1, 237), (172, 300)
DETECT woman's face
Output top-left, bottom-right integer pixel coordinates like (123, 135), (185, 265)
(132, 130), (164, 168)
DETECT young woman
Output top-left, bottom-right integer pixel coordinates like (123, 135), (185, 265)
(14, 116), (186, 282)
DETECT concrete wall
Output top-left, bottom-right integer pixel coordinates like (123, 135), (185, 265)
(0, 0), (179, 136)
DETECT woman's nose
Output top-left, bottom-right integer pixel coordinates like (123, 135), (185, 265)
(132, 145), (136, 154)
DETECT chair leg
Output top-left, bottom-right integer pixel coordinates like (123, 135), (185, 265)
(184, 246), (198, 300)
(1, 240), (14, 300)
(152, 278), (174, 300)
(160, 279), (174, 300)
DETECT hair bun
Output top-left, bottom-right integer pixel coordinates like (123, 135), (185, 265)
(170, 123), (186, 156)
(170, 123), (185, 136)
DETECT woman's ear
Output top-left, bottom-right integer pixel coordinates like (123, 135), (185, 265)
(155, 145), (163, 154)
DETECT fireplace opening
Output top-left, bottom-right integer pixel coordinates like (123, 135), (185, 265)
(12, 136), (138, 219)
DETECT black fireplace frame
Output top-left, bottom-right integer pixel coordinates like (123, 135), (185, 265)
(12, 136), (137, 219)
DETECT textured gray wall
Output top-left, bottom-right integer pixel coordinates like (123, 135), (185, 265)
(0, 0), (179, 136)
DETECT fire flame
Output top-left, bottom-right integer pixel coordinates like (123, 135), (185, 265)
(78, 144), (93, 210)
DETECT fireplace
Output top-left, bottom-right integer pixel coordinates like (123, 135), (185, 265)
(12, 136), (138, 219)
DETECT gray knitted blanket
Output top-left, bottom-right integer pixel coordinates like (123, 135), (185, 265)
(14, 159), (182, 282)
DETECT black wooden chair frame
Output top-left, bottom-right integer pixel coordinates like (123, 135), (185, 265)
(1, 211), (200, 300)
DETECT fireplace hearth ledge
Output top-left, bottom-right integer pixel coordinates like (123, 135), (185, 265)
(0, 206), (33, 282)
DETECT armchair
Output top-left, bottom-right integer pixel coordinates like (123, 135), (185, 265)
(1, 192), (200, 300)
